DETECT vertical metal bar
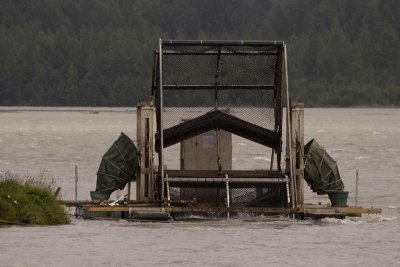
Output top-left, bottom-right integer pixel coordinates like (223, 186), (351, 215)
(216, 129), (222, 171)
(158, 38), (165, 204)
(275, 46), (284, 171)
(225, 174), (230, 219)
(74, 165), (78, 216)
(166, 174), (170, 207)
(151, 52), (157, 96)
(214, 46), (222, 108)
(137, 104), (142, 200)
(270, 149), (274, 170)
(75, 165), (78, 202)
(283, 44), (296, 210)
(285, 175), (291, 206)
(355, 169), (359, 207)
(127, 181), (131, 201)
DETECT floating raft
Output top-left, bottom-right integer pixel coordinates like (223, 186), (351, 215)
(61, 201), (381, 221)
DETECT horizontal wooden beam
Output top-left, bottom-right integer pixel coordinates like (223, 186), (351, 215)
(81, 204), (381, 218)
(166, 206), (291, 214)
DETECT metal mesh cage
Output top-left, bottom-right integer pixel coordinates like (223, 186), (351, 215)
(161, 45), (278, 87)
(153, 40), (288, 208)
(158, 43), (280, 131)
(154, 40), (284, 153)
(169, 184), (287, 208)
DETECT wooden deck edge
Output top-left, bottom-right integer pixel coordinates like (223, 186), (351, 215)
(82, 205), (381, 218)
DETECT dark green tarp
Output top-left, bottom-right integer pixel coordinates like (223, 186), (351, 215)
(304, 139), (344, 193)
(90, 132), (138, 201)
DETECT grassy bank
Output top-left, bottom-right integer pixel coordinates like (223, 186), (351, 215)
(0, 173), (70, 225)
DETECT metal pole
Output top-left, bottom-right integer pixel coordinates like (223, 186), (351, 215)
(159, 38), (165, 204)
(74, 165), (78, 216)
(127, 181), (131, 201)
(225, 174), (230, 219)
(355, 169), (359, 207)
(166, 174), (170, 207)
(75, 165), (78, 202)
(216, 129), (222, 171)
(283, 44), (296, 210)
(270, 149), (274, 170)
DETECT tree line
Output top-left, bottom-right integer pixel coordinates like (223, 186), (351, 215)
(0, 0), (399, 106)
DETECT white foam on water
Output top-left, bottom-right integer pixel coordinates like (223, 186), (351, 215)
(320, 217), (365, 225)
(321, 214), (397, 225)
(317, 129), (326, 133)
(53, 136), (63, 140)
(354, 156), (367, 160)
(388, 205), (398, 209)
(363, 214), (397, 222)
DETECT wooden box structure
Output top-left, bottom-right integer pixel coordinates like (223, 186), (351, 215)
(180, 130), (232, 171)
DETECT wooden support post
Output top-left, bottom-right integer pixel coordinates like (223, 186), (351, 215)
(137, 97), (155, 201)
(291, 103), (305, 207)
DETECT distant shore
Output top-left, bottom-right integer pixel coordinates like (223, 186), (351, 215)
(0, 106), (398, 113)
(0, 107), (137, 113)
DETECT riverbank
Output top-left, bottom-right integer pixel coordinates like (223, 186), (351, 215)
(0, 173), (70, 225)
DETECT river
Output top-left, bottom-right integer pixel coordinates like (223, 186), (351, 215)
(0, 108), (399, 266)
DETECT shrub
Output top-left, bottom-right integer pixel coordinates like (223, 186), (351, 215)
(0, 172), (70, 225)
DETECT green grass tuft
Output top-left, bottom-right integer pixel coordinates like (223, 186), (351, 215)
(0, 172), (70, 225)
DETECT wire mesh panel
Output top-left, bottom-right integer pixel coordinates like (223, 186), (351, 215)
(230, 184), (287, 208)
(155, 41), (284, 161)
(159, 44), (279, 131)
(169, 184), (287, 208)
(152, 40), (288, 207)
(169, 186), (227, 207)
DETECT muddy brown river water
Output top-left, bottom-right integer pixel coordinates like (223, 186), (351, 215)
(0, 108), (399, 266)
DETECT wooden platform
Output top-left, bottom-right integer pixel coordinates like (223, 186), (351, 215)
(66, 201), (381, 221)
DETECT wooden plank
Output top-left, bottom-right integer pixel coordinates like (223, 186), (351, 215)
(361, 207), (382, 214)
(181, 130), (232, 171)
(166, 206), (293, 214)
(86, 206), (129, 212)
(82, 204), (381, 218)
